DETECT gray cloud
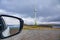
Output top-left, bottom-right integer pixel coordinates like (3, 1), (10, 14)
(0, 0), (60, 14)
(0, 0), (60, 24)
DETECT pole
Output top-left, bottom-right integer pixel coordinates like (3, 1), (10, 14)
(34, 8), (37, 26)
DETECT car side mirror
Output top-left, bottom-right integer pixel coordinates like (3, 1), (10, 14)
(0, 15), (24, 39)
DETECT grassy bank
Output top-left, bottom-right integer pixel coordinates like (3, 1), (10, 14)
(23, 25), (60, 30)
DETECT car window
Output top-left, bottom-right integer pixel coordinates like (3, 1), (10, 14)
(1, 0), (60, 40)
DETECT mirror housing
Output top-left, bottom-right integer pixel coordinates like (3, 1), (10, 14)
(0, 15), (24, 39)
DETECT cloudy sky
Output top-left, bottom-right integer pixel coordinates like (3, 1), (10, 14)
(0, 0), (60, 25)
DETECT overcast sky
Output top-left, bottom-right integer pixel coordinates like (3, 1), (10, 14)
(0, 0), (60, 25)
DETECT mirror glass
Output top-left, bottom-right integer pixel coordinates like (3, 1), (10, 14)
(1, 16), (20, 37)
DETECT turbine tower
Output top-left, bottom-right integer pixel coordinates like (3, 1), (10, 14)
(34, 8), (37, 26)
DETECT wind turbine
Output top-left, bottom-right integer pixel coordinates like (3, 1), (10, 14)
(34, 8), (37, 26)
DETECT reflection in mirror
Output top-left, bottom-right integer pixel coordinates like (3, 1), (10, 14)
(1, 16), (20, 37)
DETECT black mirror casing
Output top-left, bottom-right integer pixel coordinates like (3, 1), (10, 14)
(0, 15), (24, 39)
